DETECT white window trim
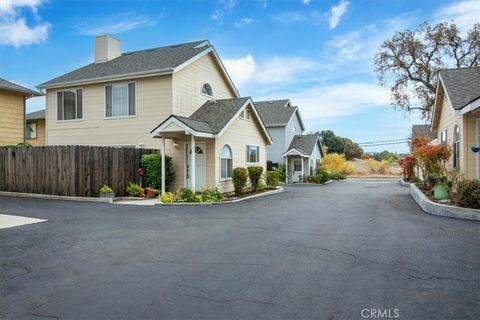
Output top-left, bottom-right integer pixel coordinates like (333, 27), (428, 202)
(55, 87), (84, 122)
(200, 83), (213, 98)
(440, 128), (448, 145)
(26, 121), (37, 139)
(476, 118), (480, 179)
(220, 144), (233, 181)
(104, 81), (137, 119)
(246, 144), (260, 164)
(239, 110), (245, 120)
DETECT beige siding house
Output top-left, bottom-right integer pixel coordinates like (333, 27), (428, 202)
(431, 67), (480, 180)
(0, 79), (42, 146)
(26, 110), (46, 146)
(38, 35), (272, 193)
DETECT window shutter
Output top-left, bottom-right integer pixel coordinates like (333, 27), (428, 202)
(128, 83), (135, 116)
(57, 92), (63, 120)
(76, 89), (83, 119)
(106, 86), (112, 117)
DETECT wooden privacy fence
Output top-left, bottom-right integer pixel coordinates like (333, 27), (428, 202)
(0, 146), (158, 197)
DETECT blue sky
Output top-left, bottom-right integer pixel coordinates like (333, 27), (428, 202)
(1, 0), (479, 152)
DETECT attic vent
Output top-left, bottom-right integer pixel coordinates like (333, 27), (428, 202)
(268, 101), (274, 104)
(169, 45), (182, 48)
(145, 48), (156, 52)
(123, 52), (133, 56)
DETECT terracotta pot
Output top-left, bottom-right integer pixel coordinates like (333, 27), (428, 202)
(146, 188), (157, 198)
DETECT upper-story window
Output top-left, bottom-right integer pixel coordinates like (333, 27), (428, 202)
(453, 125), (460, 168)
(201, 83), (213, 96)
(292, 125), (296, 133)
(106, 83), (136, 118)
(57, 89), (83, 121)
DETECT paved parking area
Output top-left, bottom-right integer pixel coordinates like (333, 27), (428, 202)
(0, 180), (479, 319)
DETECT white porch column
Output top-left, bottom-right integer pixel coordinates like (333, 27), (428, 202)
(285, 157), (288, 184)
(190, 135), (196, 191)
(161, 136), (166, 194)
(301, 156), (304, 181)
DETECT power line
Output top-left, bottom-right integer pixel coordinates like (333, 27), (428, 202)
(357, 138), (411, 145)
(359, 141), (410, 147)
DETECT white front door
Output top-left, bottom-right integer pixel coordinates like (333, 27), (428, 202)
(292, 158), (303, 182)
(186, 143), (206, 192)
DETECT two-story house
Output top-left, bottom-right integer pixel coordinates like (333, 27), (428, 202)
(0, 78), (42, 146)
(431, 66), (480, 180)
(38, 35), (272, 193)
(255, 99), (323, 182)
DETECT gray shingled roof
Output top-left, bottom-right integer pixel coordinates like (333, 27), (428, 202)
(440, 67), (480, 110)
(285, 134), (322, 156)
(254, 99), (297, 126)
(0, 78), (42, 96)
(152, 97), (251, 134)
(188, 97), (250, 133)
(26, 109), (45, 121)
(411, 124), (435, 140)
(39, 40), (211, 88)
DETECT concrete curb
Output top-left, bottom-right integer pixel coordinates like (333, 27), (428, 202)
(399, 177), (410, 187)
(286, 180), (334, 185)
(156, 187), (284, 206)
(0, 191), (113, 203)
(409, 184), (480, 221)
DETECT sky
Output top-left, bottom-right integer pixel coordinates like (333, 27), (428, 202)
(1, 0), (479, 153)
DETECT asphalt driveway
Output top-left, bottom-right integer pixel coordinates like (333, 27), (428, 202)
(1, 180), (479, 320)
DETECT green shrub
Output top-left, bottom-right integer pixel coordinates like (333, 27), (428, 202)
(329, 172), (346, 180)
(99, 184), (113, 194)
(273, 164), (287, 182)
(201, 188), (223, 202)
(232, 167), (248, 195)
(450, 180), (480, 209)
(126, 181), (143, 197)
(248, 166), (264, 191)
(316, 169), (330, 183)
(140, 154), (175, 190)
(159, 192), (176, 203)
(265, 171), (280, 188)
(175, 188), (201, 202)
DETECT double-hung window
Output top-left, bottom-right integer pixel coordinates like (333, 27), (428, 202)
(57, 89), (83, 120)
(453, 125), (460, 168)
(26, 122), (37, 139)
(246, 145), (260, 163)
(105, 83), (136, 118)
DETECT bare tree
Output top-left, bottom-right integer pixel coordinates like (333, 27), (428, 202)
(375, 22), (479, 120)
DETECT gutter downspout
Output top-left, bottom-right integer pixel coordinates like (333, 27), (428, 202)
(23, 96), (27, 144)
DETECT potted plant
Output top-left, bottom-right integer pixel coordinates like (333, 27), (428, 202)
(99, 184), (115, 198)
(145, 187), (158, 198)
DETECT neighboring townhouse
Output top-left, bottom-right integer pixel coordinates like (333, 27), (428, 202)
(0, 78), (42, 146)
(38, 35), (272, 193)
(26, 110), (46, 146)
(255, 99), (323, 182)
(431, 66), (480, 180)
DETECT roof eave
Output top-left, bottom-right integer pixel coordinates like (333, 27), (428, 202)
(38, 68), (175, 90)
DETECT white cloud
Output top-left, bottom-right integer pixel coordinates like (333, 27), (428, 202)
(210, 0), (237, 24)
(273, 10), (322, 25)
(234, 17), (253, 28)
(77, 14), (157, 35)
(256, 57), (317, 84)
(0, 0), (49, 47)
(435, 0), (480, 31)
(223, 54), (319, 88)
(328, 0), (350, 29)
(223, 55), (257, 87)
(303, 0), (312, 5)
(277, 82), (391, 120)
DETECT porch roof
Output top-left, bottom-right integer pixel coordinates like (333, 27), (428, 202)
(282, 134), (324, 157)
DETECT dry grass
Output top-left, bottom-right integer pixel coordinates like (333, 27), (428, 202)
(347, 159), (401, 177)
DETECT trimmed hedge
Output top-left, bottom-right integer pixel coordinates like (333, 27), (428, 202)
(232, 167), (248, 195)
(450, 180), (480, 209)
(248, 166), (264, 191)
(265, 170), (280, 188)
(140, 154), (175, 191)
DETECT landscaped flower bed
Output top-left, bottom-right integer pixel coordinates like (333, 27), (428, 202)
(159, 165), (282, 204)
(399, 134), (480, 213)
